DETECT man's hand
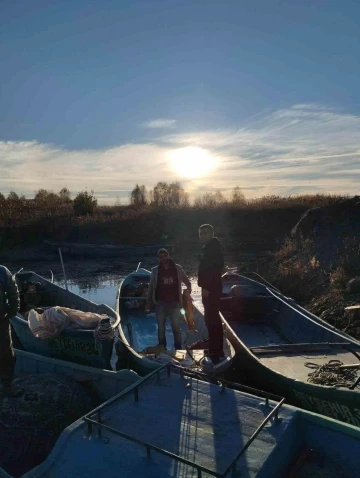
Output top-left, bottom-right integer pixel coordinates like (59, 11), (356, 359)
(145, 301), (152, 312)
(201, 289), (209, 298)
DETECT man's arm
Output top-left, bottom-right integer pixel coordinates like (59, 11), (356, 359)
(5, 267), (20, 317)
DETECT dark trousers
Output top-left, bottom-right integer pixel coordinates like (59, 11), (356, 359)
(202, 293), (224, 358)
(0, 320), (16, 387)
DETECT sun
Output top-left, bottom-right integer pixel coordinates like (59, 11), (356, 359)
(168, 146), (216, 178)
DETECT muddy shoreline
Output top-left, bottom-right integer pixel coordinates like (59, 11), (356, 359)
(2, 244), (263, 282)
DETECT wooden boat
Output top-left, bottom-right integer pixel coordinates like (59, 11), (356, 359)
(115, 267), (235, 376)
(43, 240), (173, 258)
(219, 271), (360, 427)
(19, 366), (360, 478)
(10, 271), (120, 370)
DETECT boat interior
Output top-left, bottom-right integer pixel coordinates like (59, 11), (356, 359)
(220, 274), (360, 387)
(14, 271), (117, 325)
(23, 368), (359, 478)
(118, 269), (234, 371)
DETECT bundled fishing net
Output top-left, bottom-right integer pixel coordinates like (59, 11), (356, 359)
(305, 359), (359, 388)
(27, 307), (109, 339)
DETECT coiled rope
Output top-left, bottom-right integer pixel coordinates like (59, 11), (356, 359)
(94, 318), (115, 351)
(305, 360), (359, 388)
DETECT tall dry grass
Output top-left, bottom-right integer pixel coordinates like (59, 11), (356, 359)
(0, 192), (349, 249)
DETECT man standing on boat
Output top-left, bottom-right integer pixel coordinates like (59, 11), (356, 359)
(198, 224), (225, 365)
(0, 265), (23, 397)
(146, 249), (192, 350)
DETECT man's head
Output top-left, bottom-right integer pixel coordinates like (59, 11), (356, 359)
(199, 224), (214, 244)
(157, 248), (170, 266)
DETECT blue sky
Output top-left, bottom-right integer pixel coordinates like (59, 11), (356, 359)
(1, 0), (360, 203)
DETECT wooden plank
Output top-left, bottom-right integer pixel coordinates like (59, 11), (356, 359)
(250, 342), (354, 355)
(339, 363), (360, 370)
(345, 305), (360, 311)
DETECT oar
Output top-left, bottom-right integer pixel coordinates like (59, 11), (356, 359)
(58, 247), (68, 290)
(126, 323), (134, 347)
(339, 363), (360, 369)
(12, 268), (23, 280)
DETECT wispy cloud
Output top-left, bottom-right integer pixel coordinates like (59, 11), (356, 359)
(143, 118), (177, 129)
(1, 105), (359, 203)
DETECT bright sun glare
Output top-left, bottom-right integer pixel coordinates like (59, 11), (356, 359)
(169, 146), (216, 178)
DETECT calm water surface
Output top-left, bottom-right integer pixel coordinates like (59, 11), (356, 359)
(18, 250), (261, 309)
(55, 276), (124, 308)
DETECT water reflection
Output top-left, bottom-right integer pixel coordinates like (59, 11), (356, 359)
(55, 275), (124, 308)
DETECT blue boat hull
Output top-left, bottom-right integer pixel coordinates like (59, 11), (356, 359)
(11, 271), (120, 370)
(11, 316), (113, 369)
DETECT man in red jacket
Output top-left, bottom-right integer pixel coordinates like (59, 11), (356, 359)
(146, 249), (192, 350)
(197, 224), (225, 364)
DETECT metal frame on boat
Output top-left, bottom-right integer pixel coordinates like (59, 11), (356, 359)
(83, 364), (285, 478)
(21, 361), (360, 478)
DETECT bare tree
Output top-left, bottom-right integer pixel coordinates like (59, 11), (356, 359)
(130, 184), (148, 206)
(151, 181), (188, 208)
(194, 190), (227, 208)
(59, 187), (72, 202)
(231, 186), (246, 206)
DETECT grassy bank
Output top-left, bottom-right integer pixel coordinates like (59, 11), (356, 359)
(0, 193), (345, 250)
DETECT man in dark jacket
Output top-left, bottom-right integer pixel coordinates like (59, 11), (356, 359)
(0, 265), (23, 397)
(197, 224), (224, 364)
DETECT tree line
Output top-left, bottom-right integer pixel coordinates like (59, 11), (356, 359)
(1, 188), (97, 216)
(130, 182), (246, 208)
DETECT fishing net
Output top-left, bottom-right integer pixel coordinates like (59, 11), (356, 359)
(0, 373), (95, 477)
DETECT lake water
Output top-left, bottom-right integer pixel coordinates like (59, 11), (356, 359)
(54, 275), (123, 308)
(32, 248), (261, 308)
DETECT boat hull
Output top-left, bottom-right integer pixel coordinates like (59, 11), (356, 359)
(11, 316), (113, 369)
(227, 338), (360, 427)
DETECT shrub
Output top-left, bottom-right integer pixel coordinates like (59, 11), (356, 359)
(73, 190), (97, 216)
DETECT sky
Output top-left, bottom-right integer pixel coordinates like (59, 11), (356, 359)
(1, 0), (360, 203)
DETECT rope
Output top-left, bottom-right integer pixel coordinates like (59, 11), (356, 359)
(94, 319), (115, 351)
(305, 360), (359, 388)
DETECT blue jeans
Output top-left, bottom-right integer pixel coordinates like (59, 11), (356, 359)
(155, 301), (182, 350)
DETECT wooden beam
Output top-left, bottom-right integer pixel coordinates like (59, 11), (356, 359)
(250, 342), (354, 355)
(339, 363), (360, 370)
(345, 305), (360, 311)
